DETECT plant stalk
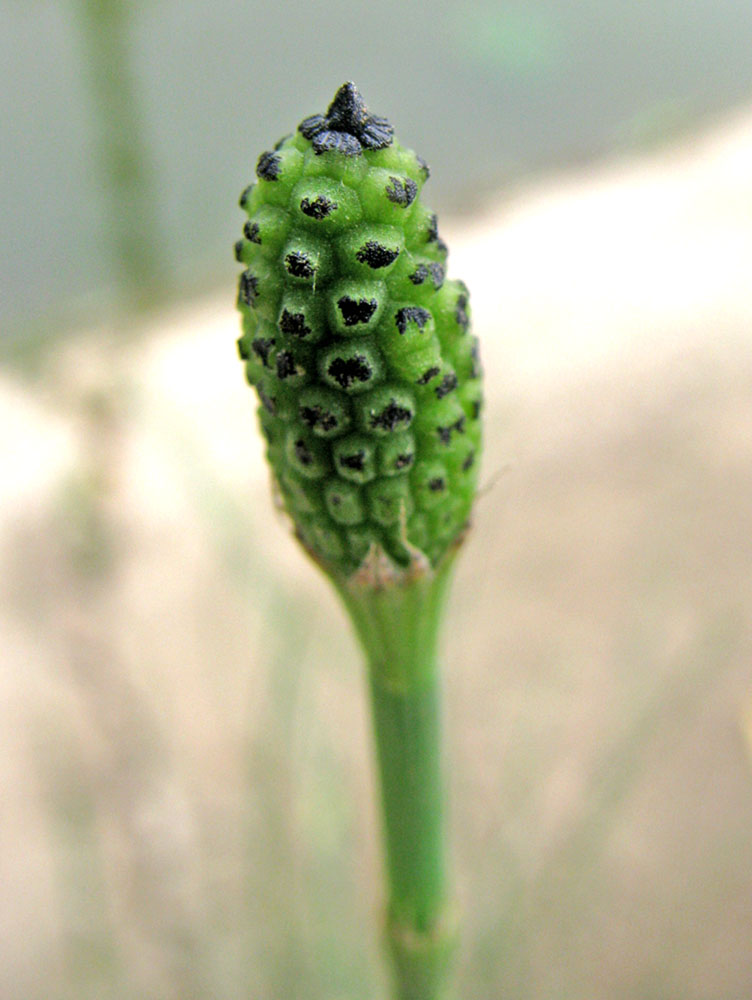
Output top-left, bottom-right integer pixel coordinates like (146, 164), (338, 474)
(334, 554), (460, 1000)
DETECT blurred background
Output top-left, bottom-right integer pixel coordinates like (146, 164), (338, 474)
(2, 2), (752, 998)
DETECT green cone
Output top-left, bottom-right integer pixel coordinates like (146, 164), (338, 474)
(236, 82), (482, 581)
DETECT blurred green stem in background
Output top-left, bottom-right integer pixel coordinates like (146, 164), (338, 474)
(74, 0), (164, 310)
(334, 554), (460, 1000)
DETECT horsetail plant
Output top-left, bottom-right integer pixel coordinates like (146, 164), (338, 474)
(235, 82), (482, 1000)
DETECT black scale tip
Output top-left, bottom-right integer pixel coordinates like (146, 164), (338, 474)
(299, 82), (394, 157)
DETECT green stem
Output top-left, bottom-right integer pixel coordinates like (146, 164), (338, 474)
(75, 0), (164, 309)
(334, 554), (460, 1000)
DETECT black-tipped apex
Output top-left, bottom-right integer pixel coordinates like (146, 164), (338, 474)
(298, 82), (394, 157)
(326, 82), (371, 133)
